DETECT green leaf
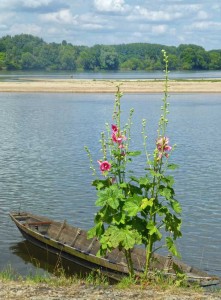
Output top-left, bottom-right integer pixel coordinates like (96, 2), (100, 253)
(139, 177), (150, 187)
(162, 175), (175, 187)
(123, 195), (142, 216)
(87, 222), (104, 239)
(159, 186), (174, 200)
(146, 221), (162, 239)
(127, 151), (141, 156)
(131, 216), (147, 233)
(119, 182), (127, 188)
(95, 194), (107, 207)
(150, 170), (162, 178)
(167, 164), (179, 170)
(123, 229), (142, 249)
(101, 226), (142, 250)
(108, 196), (120, 210)
(166, 237), (181, 258)
(112, 212), (126, 225)
(170, 200), (182, 214)
(164, 214), (182, 239)
(87, 226), (96, 239)
(92, 178), (110, 190)
(128, 183), (143, 195)
(141, 198), (154, 210)
(129, 175), (139, 183)
(96, 185), (124, 209)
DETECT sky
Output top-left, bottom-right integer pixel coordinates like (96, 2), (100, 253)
(0, 0), (220, 50)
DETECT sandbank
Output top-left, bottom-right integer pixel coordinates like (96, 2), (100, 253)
(0, 79), (221, 93)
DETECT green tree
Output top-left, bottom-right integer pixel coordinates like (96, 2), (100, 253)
(59, 46), (77, 70)
(208, 51), (221, 69)
(0, 52), (6, 69)
(21, 52), (36, 69)
(178, 44), (209, 70)
(78, 49), (99, 70)
(121, 58), (142, 70)
(99, 46), (119, 70)
(0, 34), (221, 71)
(167, 54), (180, 70)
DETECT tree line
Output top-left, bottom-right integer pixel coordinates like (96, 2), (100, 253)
(0, 34), (220, 71)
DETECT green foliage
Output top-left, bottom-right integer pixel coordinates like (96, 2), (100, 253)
(86, 51), (182, 278)
(0, 34), (220, 71)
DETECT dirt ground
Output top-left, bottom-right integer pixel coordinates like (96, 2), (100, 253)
(0, 79), (221, 93)
(0, 280), (221, 300)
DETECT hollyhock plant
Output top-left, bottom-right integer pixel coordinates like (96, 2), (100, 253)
(86, 50), (182, 279)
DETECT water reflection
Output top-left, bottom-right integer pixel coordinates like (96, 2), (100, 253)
(10, 240), (89, 277)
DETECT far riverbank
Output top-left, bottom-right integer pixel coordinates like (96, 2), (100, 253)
(0, 79), (221, 93)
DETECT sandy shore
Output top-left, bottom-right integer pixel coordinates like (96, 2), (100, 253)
(0, 79), (221, 93)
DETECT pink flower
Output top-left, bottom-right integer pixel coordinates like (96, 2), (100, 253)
(112, 132), (126, 144)
(156, 136), (172, 159)
(112, 133), (118, 143)
(98, 160), (111, 172)
(111, 124), (118, 133)
(111, 124), (127, 149)
(164, 145), (172, 152)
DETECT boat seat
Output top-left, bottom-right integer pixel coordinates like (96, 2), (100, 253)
(26, 221), (51, 226)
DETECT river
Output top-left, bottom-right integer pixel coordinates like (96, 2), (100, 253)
(0, 92), (221, 278)
(0, 70), (221, 80)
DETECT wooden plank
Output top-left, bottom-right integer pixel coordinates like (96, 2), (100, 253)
(26, 221), (52, 226)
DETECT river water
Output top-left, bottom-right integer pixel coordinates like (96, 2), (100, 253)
(0, 92), (221, 278)
(0, 70), (221, 80)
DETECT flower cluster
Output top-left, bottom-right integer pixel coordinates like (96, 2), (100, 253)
(156, 136), (172, 159)
(111, 124), (126, 148)
(97, 124), (127, 174)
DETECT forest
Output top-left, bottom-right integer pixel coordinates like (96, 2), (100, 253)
(0, 34), (221, 71)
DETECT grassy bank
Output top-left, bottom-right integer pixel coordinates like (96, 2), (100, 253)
(0, 266), (220, 300)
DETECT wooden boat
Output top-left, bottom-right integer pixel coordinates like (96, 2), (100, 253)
(10, 211), (220, 287)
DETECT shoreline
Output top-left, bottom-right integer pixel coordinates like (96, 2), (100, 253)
(0, 79), (221, 93)
(1, 279), (220, 300)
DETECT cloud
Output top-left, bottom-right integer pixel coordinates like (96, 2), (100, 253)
(39, 9), (77, 24)
(128, 6), (182, 21)
(82, 23), (104, 30)
(93, 0), (129, 13)
(151, 24), (168, 35)
(21, 0), (52, 8)
(76, 12), (116, 32)
(9, 23), (42, 36)
(0, 12), (15, 23)
(15, 0), (69, 13)
(196, 10), (209, 20)
(189, 21), (221, 30)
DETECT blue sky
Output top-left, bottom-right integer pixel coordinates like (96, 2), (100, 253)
(0, 0), (220, 50)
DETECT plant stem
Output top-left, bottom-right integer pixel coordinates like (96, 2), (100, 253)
(125, 249), (134, 278)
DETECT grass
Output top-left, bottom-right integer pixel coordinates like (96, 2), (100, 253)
(0, 265), (109, 287)
(0, 265), (220, 297)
